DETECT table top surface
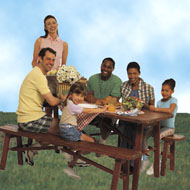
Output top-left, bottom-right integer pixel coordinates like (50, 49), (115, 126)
(100, 109), (173, 125)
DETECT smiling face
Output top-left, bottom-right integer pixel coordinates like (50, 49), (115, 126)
(100, 60), (114, 81)
(38, 51), (56, 74)
(127, 68), (140, 86)
(70, 93), (84, 105)
(44, 17), (58, 34)
(161, 84), (174, 101)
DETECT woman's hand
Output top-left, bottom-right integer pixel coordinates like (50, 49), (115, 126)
(149, 105), (156, 111)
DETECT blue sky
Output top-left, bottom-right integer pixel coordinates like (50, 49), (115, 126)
(0, 0), (190, 113)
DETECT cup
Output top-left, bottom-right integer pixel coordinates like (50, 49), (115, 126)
(108, 104), (116, 112)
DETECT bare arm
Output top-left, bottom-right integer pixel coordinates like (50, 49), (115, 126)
(32, 38), (42, 67)
(61, 42), (68, 66)
(43, 92), (67, 106)
(150, 103), (176, 114)
(82, 105), (108, 113)
(144, 99), (155, 109)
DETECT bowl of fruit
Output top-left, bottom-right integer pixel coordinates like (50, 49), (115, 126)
(122, 96), (144, 111)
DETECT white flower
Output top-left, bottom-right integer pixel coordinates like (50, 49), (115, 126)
(56, 65), (81, 84)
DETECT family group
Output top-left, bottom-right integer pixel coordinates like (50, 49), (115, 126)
(16, 15), (178, 179)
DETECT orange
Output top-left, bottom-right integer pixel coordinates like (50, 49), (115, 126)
(108, 104), (116, 112)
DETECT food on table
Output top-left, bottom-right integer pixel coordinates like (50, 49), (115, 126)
(96, 96), (121, 108)
(122, 96), (144, 111)
(108, 104), (116, 112)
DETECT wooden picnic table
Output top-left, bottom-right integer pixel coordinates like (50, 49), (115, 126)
(61, 108), (173, 190)
(99, 109), (173, 190)
(54, 100), (173, 190)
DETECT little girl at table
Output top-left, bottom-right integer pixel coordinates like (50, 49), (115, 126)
(145, 78), (178, 175)
(59, 82), (108, 180)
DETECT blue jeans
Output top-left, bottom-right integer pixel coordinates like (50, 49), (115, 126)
(59, 124), (82, 141)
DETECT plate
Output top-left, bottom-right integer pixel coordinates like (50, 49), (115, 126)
(78, 103), (98, 108)
(116, 108), (139, 116)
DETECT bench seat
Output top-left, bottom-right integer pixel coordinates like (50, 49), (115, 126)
(0, 125), (142, 190)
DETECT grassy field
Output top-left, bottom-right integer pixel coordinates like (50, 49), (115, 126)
(0, 112), (189, 190)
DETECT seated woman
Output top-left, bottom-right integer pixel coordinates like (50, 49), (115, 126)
(118, 61), (155, 172)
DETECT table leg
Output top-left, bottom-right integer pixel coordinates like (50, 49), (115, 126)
(153, 122), (160, 177)
(132, 124), (144, 190)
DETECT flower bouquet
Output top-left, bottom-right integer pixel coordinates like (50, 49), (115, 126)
(56, 65), (82, 97)
(122, 96), (144, 111)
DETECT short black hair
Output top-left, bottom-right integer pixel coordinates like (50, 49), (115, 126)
(162, 78), (176, 90)
(127, 62), (140, 73)
(102, 57), (115, 69)
(38, 47), (56, 59)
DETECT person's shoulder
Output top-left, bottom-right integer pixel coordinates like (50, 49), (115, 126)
(171, 97), (177, 103)
(140, 78), (154, 89)
(36, 37), (42, 43)
(26, 67), (41, 81)
(63, 41), (68, 46)
(122, 80), (130, 86)
(32, 67), (45, 78)
(111, 74), (122, 81)
(88, 73), (100, 80)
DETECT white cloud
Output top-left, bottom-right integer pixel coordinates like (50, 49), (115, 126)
(0, 0), (190, 112)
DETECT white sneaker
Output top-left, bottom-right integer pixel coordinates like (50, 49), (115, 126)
(62, 152), (90, 166)
(75, 159), (90, 167)
(140, 160), (150, 172)
(64, 167), (81, 180)
(146, 164), (154, 175)
(99, 137), (106, 145)
(146, 161), (161, 175)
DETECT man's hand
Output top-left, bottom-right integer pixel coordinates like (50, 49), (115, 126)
(60, 94), (68, 102)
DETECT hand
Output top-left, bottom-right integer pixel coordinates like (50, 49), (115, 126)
(60, 94), (68, 101)
(102, 105), (109, 112)
(149, 105), (156, 111)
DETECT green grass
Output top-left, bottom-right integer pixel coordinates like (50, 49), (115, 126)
(0, 112), (189, 190)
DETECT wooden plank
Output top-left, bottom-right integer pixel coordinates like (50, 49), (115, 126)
(0, 125), (141, 161)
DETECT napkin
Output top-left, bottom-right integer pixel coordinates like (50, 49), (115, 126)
(116, 108), (139, 116)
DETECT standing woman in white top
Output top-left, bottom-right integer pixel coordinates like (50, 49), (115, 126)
(32, 15), (68, 116)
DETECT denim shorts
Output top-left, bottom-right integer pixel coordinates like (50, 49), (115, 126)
(18, 115), (52, 133)
(59, 124), (82, 141)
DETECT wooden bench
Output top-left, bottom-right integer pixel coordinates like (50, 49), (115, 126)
(0, 125), (141, 190)
(161, 134), (186, 176)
